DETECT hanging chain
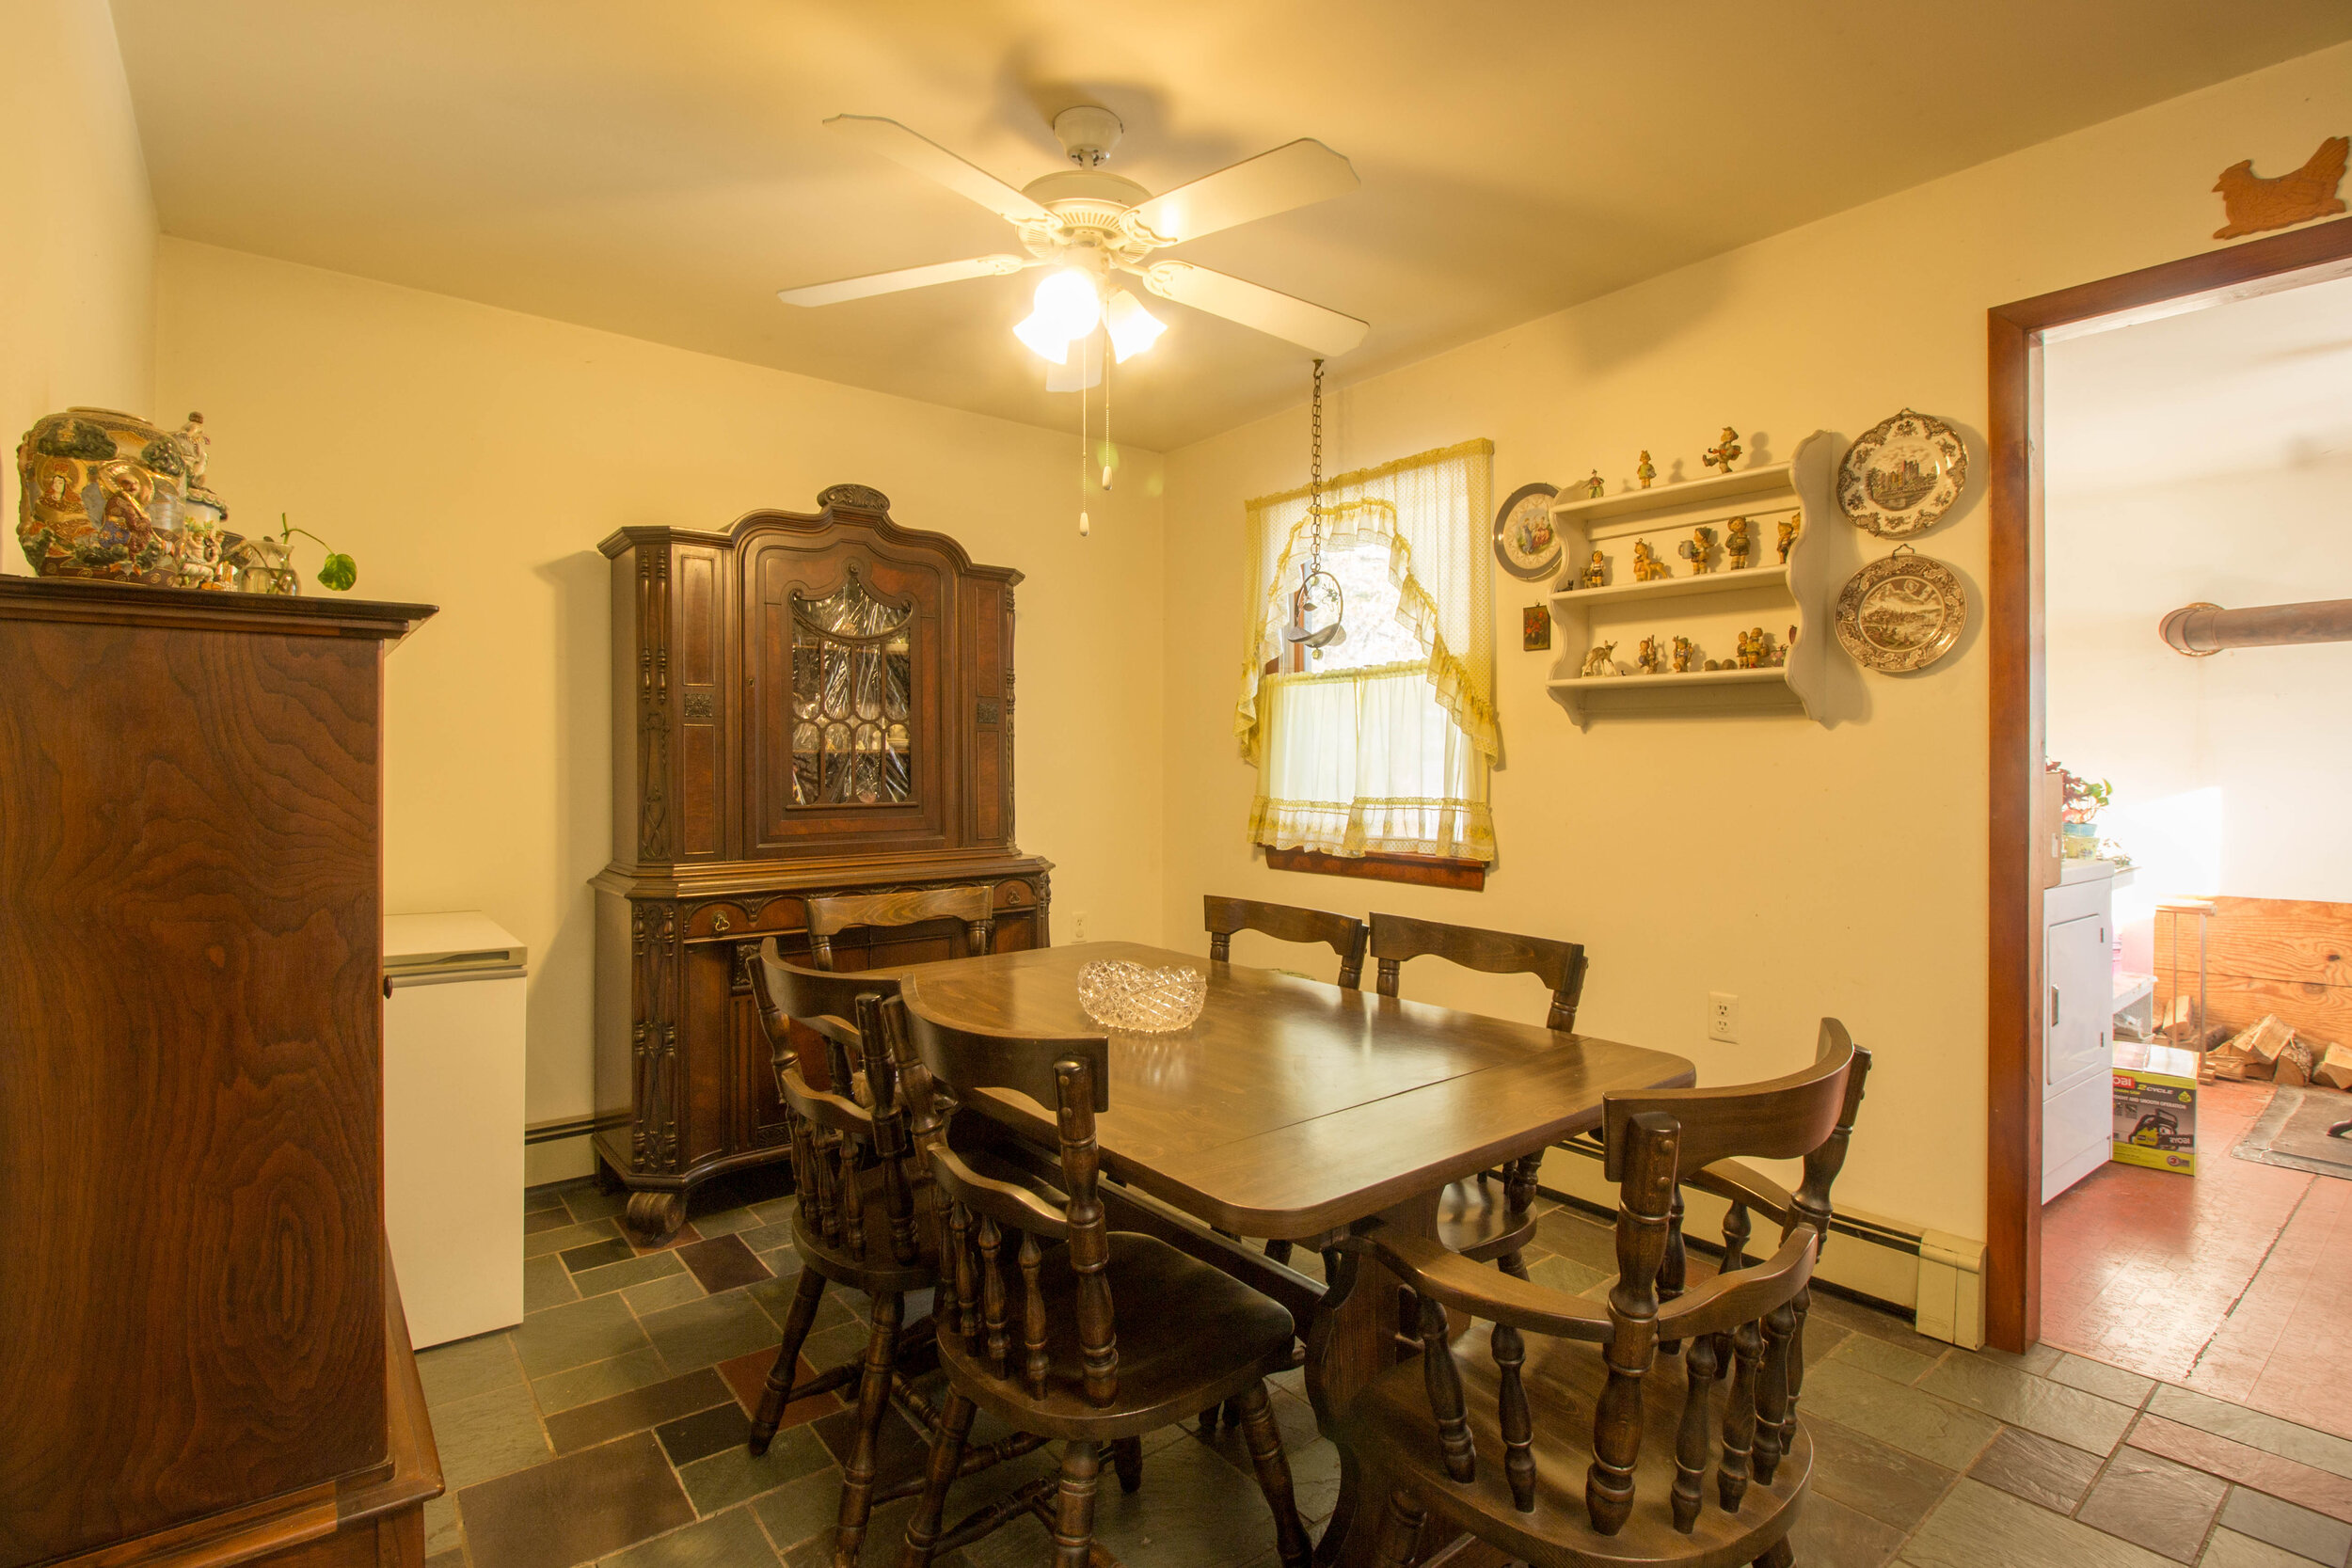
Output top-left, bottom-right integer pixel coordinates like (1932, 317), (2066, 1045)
(1303, 357), (1327, 574)
(1311, 357), (1325, 508)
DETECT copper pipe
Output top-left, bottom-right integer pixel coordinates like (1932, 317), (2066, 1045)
(2159, 596), (2352, 656)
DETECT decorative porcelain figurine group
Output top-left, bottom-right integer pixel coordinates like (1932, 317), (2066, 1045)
(1579, 426), (1746, 501)
(1572, 511), (1798, 590)
(13, 408), (358, 594)
(1587, 624), (1794, 678)
(1562, 422), (1808, 682)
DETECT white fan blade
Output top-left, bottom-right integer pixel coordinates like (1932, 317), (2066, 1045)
(778, 254), (1033, 307)
(1139, 260), (1367, 356)
(825, 115), (1050, 224)
(1128, 139), (1359, 245)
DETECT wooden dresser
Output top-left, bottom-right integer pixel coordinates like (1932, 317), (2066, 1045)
(0, 578), (440, 1568)
(595, 484), (1050, 1239)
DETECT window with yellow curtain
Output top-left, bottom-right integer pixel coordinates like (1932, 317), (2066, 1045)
(1235, 438), (1498, 865)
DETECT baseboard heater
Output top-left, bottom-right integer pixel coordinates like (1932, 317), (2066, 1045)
(1539, 1133), (1979, 1343)
(524, 1116), (599, 1147)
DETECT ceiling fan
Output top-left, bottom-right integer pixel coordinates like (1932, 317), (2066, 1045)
(778, 106), (1370, 367)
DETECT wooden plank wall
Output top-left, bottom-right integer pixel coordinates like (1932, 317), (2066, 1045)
(2172, 896), (2352, 1046)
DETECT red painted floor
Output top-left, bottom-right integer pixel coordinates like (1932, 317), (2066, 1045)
(2042, 1079), (2352, 1441)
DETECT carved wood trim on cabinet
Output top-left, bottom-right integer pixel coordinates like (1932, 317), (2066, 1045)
(596, 489), (1048, 1237)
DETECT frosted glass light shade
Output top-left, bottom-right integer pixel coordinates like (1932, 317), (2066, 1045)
(1104, 289), (1166, 361)
(1032, 268), (1102, 338)
(1013, 310), (1070, 363)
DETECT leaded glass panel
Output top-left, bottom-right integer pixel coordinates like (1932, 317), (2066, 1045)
(789, 571), (914, 805)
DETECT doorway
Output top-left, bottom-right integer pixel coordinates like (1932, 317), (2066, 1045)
(1986, 216), (2352, 1368)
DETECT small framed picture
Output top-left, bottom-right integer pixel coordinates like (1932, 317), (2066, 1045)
(1522, 603), (1552, 652)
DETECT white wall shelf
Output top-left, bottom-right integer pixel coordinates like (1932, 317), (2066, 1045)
(1554, 562), (1790, 609)
(1551, 460), (1814, 529)
(1545, 431), (1836, 727)
(1549, 665), (1791, 692)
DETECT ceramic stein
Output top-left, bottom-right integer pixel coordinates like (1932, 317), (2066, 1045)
(14, 407), (188, 583)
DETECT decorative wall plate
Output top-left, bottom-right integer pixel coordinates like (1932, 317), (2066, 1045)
(1835, 548), (1967, 673)
(1493, 481), (1562, 580)
(1837, 408), (1966, 537)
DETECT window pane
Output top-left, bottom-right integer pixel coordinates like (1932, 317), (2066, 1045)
(1305, 539), (1425, 673)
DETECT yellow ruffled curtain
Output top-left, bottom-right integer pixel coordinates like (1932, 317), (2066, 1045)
(1234, 438), (1497, 863)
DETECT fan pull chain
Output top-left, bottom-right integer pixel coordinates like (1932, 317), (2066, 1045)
(1101, 339), (1114, 492)
(1076, 341), (1089, 537)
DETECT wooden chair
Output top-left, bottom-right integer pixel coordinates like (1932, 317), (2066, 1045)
(805, 885), (997, 973)
(746, 944), (990, 1568)
(1371, 912), (1587, 1033)
(1202, 895), (1369, 1296)
(1371, 913), (1592, 1281)
(1334, 1022), (1870, 1568)
(885, 982), (1315, 1568)
(1204, 895), (1367, 989)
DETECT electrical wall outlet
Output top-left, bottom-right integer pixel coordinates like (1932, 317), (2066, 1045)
(1073, 911), (1089, 943)
(1708, 991), (1739, 1043)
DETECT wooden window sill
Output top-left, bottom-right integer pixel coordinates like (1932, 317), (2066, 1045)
(1260, 845), (1486, 892)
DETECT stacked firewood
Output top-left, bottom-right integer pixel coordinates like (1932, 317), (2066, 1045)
(2203, 1014), (2352, 1089)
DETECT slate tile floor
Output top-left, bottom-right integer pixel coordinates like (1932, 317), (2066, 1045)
(420, 1175), (2352, 1568)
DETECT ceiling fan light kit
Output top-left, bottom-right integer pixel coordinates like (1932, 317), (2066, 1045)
(1104, 289), (1166, 361)
(779, 104), (1371, 534)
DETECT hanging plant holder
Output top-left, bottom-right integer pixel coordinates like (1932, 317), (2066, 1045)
(1282, 562), (1347, 651)
(1280, 359), (1348, 657)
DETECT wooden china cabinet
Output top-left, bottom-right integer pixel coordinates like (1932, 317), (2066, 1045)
(594, 484), (1049, 1239)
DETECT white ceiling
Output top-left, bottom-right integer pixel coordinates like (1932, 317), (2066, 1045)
(112, 1), (2352, 451)
(2045, 267), (2352, 494)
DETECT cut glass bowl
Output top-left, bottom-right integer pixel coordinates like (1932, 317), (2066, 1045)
(1075, 959), (1207, 1034)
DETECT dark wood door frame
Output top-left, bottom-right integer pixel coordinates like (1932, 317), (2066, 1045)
(1985, 215), (2352, 1353)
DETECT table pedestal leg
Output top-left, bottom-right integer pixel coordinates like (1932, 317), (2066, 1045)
(1305, 1188), (1432, 1568)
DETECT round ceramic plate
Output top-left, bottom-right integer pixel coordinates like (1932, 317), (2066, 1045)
(1838, 408), (1966, 537)
(1836, 550), (1967, 673)
(1493, 481), (1562, 580)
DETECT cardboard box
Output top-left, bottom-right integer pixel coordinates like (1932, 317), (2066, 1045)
(2114, 1040), (2198, 1175)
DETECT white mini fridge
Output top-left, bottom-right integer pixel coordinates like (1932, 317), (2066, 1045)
(384, 911), (528, 1347)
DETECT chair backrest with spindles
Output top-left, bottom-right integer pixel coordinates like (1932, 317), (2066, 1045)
(885, 981), (1120, 1405)
(803, 885), (996, 972)
(1368, 912), (1588, 1033)
(750, 940), (925, 1267)
(1352, 1021), (1868, 1541)
(1203, 895), (1367, 989)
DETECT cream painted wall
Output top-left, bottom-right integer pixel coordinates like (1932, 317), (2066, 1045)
(1, 0), (156, 569)
(1159, 42), (2352, 1245)
(155, 238), (1166, 1144)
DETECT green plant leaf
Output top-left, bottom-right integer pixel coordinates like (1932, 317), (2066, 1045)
(318, 552), (358, 592)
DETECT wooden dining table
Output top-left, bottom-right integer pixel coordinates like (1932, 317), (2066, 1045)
(883, 939), (1695, 1568)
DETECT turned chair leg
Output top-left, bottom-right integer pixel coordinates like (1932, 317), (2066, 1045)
(1051, 1440), (1102, 1568)
(1110, 1436), (1144, 1494)
(834, 1291), (904, 1568)
(749, 1267), (827, 1456)
(1753, 1537), (1795, 1568)
(1371, 1489), (1428, 1568)
(1234, 1383), (1312, 1568)
(897, 1389), (977, 1568)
